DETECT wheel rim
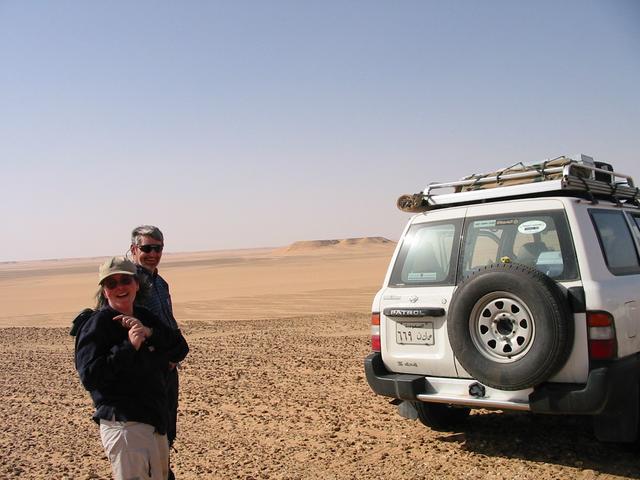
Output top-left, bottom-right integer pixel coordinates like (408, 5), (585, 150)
(469, 291), (535, 363)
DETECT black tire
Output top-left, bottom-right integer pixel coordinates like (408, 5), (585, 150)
(414, 402), (470, 430)
(448, 263), (573, 391)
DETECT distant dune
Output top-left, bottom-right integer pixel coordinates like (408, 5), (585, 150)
(0, 236), (397, 328)
(276, 236), (395, 255)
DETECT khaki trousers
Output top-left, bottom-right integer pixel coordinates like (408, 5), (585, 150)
(100, 419), (169, 480)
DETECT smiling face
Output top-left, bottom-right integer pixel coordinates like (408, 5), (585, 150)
(102, 274), (139, 315)
(131, 235), (164, 273)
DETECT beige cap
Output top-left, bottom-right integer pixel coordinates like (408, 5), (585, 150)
(98, 256), (137, 284)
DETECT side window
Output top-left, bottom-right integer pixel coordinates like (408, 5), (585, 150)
(628, 213), (640, 242)
(461, 212), (578, 280)
(591, 210), (640, 275)
(389, 221), (460, 286)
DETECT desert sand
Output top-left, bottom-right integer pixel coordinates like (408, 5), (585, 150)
(1, 238), (639, 479)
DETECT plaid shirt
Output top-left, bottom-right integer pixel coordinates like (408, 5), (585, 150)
(136, 265), (179, 331)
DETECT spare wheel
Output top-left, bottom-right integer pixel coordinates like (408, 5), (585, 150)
(447, 263), (573, 391)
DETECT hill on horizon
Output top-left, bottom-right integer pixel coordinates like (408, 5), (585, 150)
(276, 236), (396, 255)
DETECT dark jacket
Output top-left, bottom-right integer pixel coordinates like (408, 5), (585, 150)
(75, 305), (189, 434)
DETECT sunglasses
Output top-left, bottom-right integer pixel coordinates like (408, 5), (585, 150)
(137, 244), (164, 253)
(103, 275), (135, 290)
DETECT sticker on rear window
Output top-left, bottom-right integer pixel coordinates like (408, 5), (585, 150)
(518, 220), (547, 234)
(408, 272), (437, 281)
(473, 220), (496, 228)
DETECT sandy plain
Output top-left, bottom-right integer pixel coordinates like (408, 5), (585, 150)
(1, 238), (639, 480)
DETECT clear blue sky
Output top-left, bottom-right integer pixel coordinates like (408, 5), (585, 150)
(1, 1), (639, 262)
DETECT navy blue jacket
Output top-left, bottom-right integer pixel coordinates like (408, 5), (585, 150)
(75, 306), (189, 434)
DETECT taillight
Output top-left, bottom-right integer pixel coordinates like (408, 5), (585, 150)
(587, 311), (617, 360)
(371, 312), (381, 352)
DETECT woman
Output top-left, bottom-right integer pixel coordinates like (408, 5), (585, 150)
(75, 256), (189, 480)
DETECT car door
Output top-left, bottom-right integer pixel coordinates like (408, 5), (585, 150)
(589, 208), (640, 356)
(379, 207), (465, 377)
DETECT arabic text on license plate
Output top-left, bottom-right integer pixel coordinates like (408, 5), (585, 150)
(396, 322), (434, 345)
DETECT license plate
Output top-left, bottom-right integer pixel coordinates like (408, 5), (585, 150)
(396, 321), (434, 345)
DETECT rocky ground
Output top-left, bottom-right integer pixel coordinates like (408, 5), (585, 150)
(2, 313), (640, 479)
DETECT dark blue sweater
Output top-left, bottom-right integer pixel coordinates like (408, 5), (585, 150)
(75, 306), (189, 434)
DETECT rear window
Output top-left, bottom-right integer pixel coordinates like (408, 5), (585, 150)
(590, 210), (640, 275)
(389, 220), (462, 286)
(460, 211), (578, 280)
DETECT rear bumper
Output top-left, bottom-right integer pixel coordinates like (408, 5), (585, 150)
(364, 351), (426, 401)
(530, 353), (640, 414)
(364, 351), (640, 415)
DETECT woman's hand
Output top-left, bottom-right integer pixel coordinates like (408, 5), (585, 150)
(113, 314), (141, 329)
(128, 323), (147, 351)
(113, 315), (153, 340)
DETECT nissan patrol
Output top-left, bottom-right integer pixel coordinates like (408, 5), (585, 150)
(364, 155), (640, 442)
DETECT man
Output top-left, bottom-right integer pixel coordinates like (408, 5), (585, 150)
(130, 225), (183, 479)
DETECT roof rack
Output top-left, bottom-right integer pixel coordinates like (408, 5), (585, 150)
(397, 156), (638, 213)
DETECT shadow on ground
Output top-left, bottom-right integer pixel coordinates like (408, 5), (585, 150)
(438, 411), (640, 478)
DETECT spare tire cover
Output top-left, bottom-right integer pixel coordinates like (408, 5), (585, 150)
(448, 263), (573, 391)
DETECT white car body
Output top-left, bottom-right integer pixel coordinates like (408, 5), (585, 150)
(365, 157), (640, 441)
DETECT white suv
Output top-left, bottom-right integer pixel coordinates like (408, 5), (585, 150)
(364, 155), (640, 442)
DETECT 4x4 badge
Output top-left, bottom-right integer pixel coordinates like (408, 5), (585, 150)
(409, 295), (418, 303)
